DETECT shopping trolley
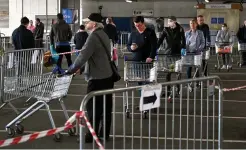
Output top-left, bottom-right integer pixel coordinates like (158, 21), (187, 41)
(5, 72), (75, 141)
(119, 32), (131, 57)
(156, 54), (182, 103)
(237, 42), (246, 67)
(214, 42), (233, 71)
(181, 52), (203, 92)
(124, 58), (158, 119)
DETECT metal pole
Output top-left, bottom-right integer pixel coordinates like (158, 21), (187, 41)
(22, 0), (24, 17)
(46, 0), (48, 33)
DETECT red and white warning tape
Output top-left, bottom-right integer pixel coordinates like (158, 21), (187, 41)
(0, 124), (72, 147)
(65, 111), (104, 150)
(0, 111), (104, 150)
(223, 85), (246, 92)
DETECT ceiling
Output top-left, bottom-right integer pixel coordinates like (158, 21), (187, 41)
(87, 0), (245, 2)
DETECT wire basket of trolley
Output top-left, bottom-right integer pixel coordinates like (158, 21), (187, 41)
(4, 72), (75, 141)
(181, 51), (203, 92)
(123, 56), (158, 119)
(237, 42), (246, 67)
(155, 53), (182, 103)
(214, 41), (233, 71)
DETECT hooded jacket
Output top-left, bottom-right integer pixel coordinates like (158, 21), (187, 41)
(157, 22), (185, 55)
(50, 19), (72, 46)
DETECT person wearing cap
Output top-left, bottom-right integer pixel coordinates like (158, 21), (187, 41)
(197, 15), (211, 76)
(216, 23), (233, 69)
(157, 16), (185, 94)
(104, 17), (118, 44)
(50, 13), (73, 74)
(66, 13), (114, 143)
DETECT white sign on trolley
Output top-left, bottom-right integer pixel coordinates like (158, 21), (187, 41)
(205, 4), (231, 9)
(139, 84), (162, 111)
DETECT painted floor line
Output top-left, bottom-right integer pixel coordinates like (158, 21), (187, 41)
(0, 129), (244, 144)
(2, 107), (245, 119)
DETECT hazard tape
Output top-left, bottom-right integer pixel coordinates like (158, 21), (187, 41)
(0, 111), (104, 150)
(215, 85), (246, 92)
(45, 50), (82, 57)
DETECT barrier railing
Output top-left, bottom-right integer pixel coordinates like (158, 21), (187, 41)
(78, 76), (223, 149)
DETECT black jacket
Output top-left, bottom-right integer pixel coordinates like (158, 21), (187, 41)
(34, 22), (44, 40)
(197, 23), (211, 47)
(237, 25), (246, 43)
(12, 25), (35, 50)
(50, 19), (72, 45)
(104, 24), (118, 43)
(74, 31), (88, 49)
(157, 23), (185, 55)
(127, 27), (157, 61)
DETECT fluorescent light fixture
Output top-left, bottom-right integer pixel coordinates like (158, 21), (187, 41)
(205, 0), (210, 2)
(126, 0), (132, 3)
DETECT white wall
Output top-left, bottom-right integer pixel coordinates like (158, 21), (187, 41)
(0, 0), (58, 36)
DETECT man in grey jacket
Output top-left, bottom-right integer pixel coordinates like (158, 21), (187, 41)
(67, 13), (114, 143)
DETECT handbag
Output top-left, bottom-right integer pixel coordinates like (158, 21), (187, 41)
(95, 33), (121, 82)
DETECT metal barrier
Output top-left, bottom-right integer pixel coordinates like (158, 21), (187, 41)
(0, 48), (45, 114)
(78, 76), (223, 149)
(119, 32), (130, 57)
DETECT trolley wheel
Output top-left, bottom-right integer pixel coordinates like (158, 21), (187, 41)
(240, 64), (242, 68)
(15, 124), (24, 134)
(7, 127), (15, 137)
(53, 133), (62, 142)
(126, 111), (130, 118)
(68, 127), (76, 136)
(143, 111), (148, 119)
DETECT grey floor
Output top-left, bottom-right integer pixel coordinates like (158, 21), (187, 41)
(1, 53), (246, 149)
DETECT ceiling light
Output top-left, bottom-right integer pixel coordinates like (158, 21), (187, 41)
(126, 0), (132, 3)
(205, 0), (210, 2)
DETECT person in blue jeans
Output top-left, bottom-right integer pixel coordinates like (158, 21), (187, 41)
(185, 19), (205, 79)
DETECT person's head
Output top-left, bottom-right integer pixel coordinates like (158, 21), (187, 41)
(29, 20), (33, 25)
(51, 19), (56, 25)
(57, 13), (64, 20)
(189, 19), (198, 30)
(21, 17), (30, 28)
(106, 17), (112, 24)
(221, 23), (228, 31)
(244, 20), (246, 26)
(167, 16), (177, 28)
(133, 16), (146, 33)
(197, 15), (204, 25)
(35, 18), (40, 25)
(82, 13), (104, 32)
(79, 25), (85, 31)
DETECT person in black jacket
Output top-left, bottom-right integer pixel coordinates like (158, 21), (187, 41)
(34, 18), (44, 48)
(50, 13), (73, 74)
(12, 17), (35, 50)
(12, 17), (35, 76)
(197, 15), (210, 76)
(104, 17), (118, 44)
(237, 21), (246, 66)
(74, 24), (88, 74)
(157, 16), (185, 94)
(74, 25), (88, 50)
(127, 16), (157, 62)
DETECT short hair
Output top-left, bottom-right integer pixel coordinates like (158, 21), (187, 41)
(133, 16), (144, 23)
(197, 15), (204, 18)
(79, 25), (85, 30)
(21, 17), (29, 25)
(57, 13), (63, 20)
(36, 18), (40, 22)
(190, 18), (198, 24)
(222, 23), (227, 27)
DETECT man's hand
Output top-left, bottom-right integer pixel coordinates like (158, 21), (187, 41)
(146, 57), (153, 63)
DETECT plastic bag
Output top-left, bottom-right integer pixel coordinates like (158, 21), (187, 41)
(50, 45), (59, 63)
